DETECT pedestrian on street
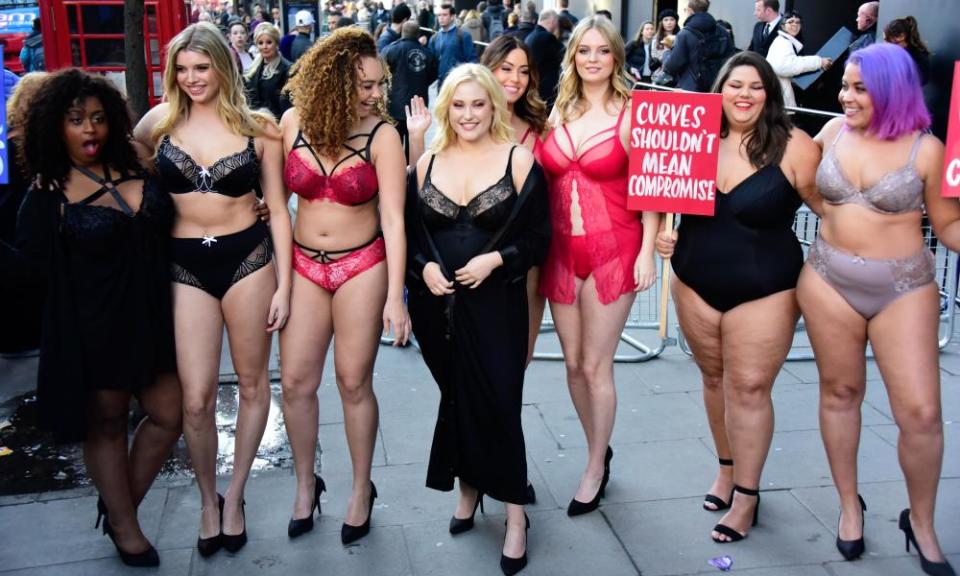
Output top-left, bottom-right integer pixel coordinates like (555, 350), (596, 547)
(429, 3), (478, 88)
(849, 1), (879, 52)
(290, 10), (316, 61)
(766, 10), (832, 108)
(244, 23), (292, 120)
(382, 21), (438, 158)
(747, 0), (781, 57)
(524, 9), (565, 109)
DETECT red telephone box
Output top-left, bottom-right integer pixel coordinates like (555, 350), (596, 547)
(39, 0), (189, 104)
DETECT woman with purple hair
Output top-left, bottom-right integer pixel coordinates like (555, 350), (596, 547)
(797, 43), (958, 575)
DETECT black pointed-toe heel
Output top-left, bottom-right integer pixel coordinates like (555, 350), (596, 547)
(836, 494), (867, 561)
(96, 495), (161, 567)
(197, 493), (224, 558)
(703, 458), (735, 512)
(567, 446), (614, 517)
(341, 482), (377, 545)
(899, 509), (957, 576)
(288, 474), (326, 539)
(525, 482), (537, 505)
(711, 486), (760, 544)
(449, 491), (485, 535)
(221, 498), (247, 553)
(500, 513), (530, 576)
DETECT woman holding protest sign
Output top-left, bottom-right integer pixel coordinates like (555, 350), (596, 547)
(798, 43), (957, 574)
(655, 51), (822, 543)
(539, 16), (660, 517)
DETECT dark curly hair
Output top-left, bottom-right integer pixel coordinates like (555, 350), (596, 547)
(21, 68), (139, 191)
(480, 35), (547, 137)
(285, 27), (389, 158)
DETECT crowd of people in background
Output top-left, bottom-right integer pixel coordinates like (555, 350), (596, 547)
(0, 2), (956, 576)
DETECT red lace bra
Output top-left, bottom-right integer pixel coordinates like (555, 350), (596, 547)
(283, 122), (387, 206)
(538, 104), (642, 305)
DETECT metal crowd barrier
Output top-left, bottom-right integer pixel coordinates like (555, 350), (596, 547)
(676, 208), (960, 360)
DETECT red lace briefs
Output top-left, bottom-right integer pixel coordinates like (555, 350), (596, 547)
(538, 119), (642, 305)
(293, 237), (386, 292)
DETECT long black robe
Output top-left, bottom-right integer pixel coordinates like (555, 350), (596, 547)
(405, 160), (551, 504)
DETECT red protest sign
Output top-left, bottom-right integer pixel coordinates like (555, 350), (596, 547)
(626, 90), (722, 215)
(943, 62), (960, 198)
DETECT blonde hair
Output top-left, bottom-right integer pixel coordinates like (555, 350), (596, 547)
(7, 72), (49, 135)
(554, 16), (632, 124)
(151, 22), (274, 145)
(662, 34), (676, 49)
(430, 64), (514, 153)
(244, 22), (282, 81)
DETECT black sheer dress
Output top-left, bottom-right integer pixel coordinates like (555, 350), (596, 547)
(406, 147), (551, 504)
(11, 168), (176, 442)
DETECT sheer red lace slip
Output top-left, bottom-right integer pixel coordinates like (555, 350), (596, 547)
(283, 124), (385, 206)
(538, 105), (642, 305)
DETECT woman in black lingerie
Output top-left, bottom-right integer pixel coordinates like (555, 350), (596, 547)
(407, 64), (550, 576)
(6, 69), (182, 567)
(655, 52), (823, 543)
(134, 22), (293, 556)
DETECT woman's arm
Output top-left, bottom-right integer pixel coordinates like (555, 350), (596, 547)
(132, 102), (169, 156)
(921, 136), (960, 252)
(372, 123), (412, 344)
(405, 96), (432, 169)
(787, 127), (825, 216)
(258, 128), (293, 332)
(4, 185), (59, 290)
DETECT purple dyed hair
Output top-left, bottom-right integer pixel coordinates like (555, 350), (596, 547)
(847, 43), (930, 140)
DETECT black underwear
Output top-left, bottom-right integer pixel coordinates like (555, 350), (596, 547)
(170, 219), (273, 300)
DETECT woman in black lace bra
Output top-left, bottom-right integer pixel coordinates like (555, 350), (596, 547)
(798, 44), (959, 575)
(133, 22), (293, 557)
(7, 69), (181, 567)
(407, 64), (550, 576)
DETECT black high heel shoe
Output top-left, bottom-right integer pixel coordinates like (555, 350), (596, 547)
(567, 446), (613, 517)
(711, 486), (760, 543)
(449, 491), (485, 534)
(221, 498), (247, 553)
(197, 493), (224, 558)
(899, 509), (957, 576)
(341, 482), (377, 545)
(96, 496), (160, 567)
(288, 474), (326, 539)
(836, 494), (867, 561)
(500, 513), (530, 576)
(703, 458), (735, 512)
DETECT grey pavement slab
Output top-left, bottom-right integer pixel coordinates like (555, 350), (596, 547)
(0, 549), (192, 576)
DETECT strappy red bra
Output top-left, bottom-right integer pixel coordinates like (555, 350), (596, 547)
(283, 121), (388, 206)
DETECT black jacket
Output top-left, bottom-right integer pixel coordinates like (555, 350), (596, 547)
(381, 38), (439, 121)
(290, 32), (313, 62)
(664, 11), (717, 92)
(507, 21), (536, 42)
(525, 24), (565, 107)
(481, 5), (506, 38)
(245, 57), (292, 120)
(748, 19), (779, 57)
(625, 40), (651, 79)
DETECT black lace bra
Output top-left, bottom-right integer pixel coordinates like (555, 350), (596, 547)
(419, 147), (517, 231)
(155, 135), (260, 197)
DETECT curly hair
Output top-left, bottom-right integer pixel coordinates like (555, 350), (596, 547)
(151, 22), (275, 147)
(480, 35), (547, 137)
(555, 16), (632, 124)
(7, 72), (49, 136)
(21, 69), (140, 191)
(285, 27), (390, 158)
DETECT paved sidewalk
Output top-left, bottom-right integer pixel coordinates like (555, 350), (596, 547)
(1, 330), (958, 575)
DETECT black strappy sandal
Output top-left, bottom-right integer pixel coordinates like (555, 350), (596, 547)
(711, 486), (760, 543)
(703, 458), (734, 512)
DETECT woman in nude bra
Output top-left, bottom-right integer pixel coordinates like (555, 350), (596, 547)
(798, 43), (958, 576)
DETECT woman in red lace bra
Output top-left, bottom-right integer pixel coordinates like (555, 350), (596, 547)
(278, 28), (410, 545)
(799, 44), (959, 575)
(539, 16), (660, 516)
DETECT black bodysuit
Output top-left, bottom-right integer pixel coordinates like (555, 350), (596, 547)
(672, 164), (803, 312)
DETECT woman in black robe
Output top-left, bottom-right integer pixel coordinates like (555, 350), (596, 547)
(406, 63), (550, 576)
(4, 69), (182, 567)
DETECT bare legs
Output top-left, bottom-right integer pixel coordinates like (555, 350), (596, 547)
(798, 266), (949, 562)
(176, 263), (275, 541)
(551, 276), (635, 503)
(525, 267), (546, 367)
(672, 277), (798, 540)
(281, 263), (386, 528)
(84, 374), (182, 553)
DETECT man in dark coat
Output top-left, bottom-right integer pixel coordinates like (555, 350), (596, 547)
(382, 21), (438, 157)
(525, 9), (564, 109)
(377, 3), (411, 52)
(290, 10), (316, 62)
(747, 0), (781, 57)
(663, 0), (719, 92)
(507, 4), (537, 42)
(849, 1), (879, 52)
